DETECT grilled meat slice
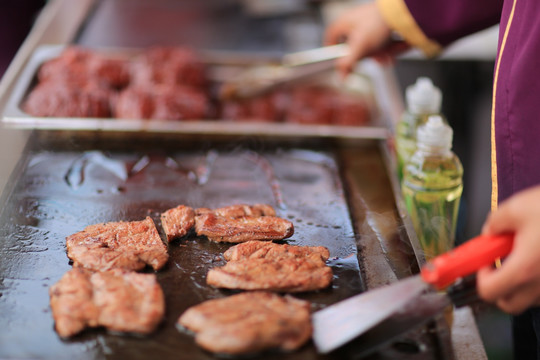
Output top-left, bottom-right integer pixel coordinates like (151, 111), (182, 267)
(160, 205), (195, 242)
(194, 213), (293, 243)
(49, 268), (165, 338)
(209, 241), (332, 292)
(223, 240), (330, 262)
(196, 203), (276, 218)
(178, 291), (311, 355)
(207, 254), (332, 292)
(66, 217), (168, 271)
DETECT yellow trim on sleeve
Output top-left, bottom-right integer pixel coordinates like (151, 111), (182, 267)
(490, 0), (518, 211)
(376, 0), (442, 57)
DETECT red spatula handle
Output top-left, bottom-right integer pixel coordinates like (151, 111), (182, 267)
(421, 233), (514, 289)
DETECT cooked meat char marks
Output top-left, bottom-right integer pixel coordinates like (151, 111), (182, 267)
(178, 291), (311, 355)
(66, 217), (168, 271)
(194, 212), (294, 243)
(223, 240), (329, 262)
(160, 205), (195, 242)
(206, 255), (333, 292)
(49, 268), (165, 338)
(160, 203), (276, 242)
(208, 240), (333, 292)
(195, 203), (276, 218)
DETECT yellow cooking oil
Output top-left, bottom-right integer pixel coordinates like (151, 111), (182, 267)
(402, 115), (463, 261)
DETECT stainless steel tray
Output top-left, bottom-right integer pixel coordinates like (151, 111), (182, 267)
(2, 45), (399, 139)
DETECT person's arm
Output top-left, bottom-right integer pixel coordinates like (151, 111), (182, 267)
(477, 185), (540, 314)
(325, 0), (503, 75)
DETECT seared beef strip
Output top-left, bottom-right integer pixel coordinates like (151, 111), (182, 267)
(208, 241), (332, 292)
(160, 205), (195, 242)
(223, 240), (330, 262)
(66, 217), (168, 271)
(194, 213), (293, 243)
(195, 203), (276, 218)
(49, 268), (165, 338)
(207, 255), (332, 292)
(178, 291), (311, 355)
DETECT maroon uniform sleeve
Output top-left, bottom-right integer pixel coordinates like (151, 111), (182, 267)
(376, 0), (503, 56)
(404, 0), (504, 46)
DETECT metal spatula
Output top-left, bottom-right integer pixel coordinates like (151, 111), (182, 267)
(312, 233), (514, 354)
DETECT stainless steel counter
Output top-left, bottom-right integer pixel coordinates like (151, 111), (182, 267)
(0, 1), (488, 359)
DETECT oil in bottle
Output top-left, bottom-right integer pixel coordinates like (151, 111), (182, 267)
(402, 115), (463, 260)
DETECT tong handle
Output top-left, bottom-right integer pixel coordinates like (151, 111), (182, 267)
(421, 233), (514, 289)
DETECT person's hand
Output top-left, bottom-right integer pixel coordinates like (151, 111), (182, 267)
(324, 2), (409, 77)
(476, 185), (540, 314)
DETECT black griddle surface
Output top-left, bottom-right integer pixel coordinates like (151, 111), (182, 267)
(0, 147), (364, 359)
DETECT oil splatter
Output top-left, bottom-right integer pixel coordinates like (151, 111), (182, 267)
(65, 151), (128, 189)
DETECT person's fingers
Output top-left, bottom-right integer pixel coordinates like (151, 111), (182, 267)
(476, 255), (525, 302)
(324, 22), (348, 46)
(324, 2), (393, 77)
(481, 206), (520, 235)
(476, 185), (540, 314)
(476, 266), (504, 301)
(497, 294), (531, 315)
(336, 24), (386, 76)
(481, 186), (540, 235)
(477, 231), (540, 312)
(345, 30), (372, 65)
(495, 283), (540, 314)
(336, 52), (359, 77)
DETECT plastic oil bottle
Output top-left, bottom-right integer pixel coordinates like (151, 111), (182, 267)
(395, 77), (443, 181)
(402, 115), (463, 261)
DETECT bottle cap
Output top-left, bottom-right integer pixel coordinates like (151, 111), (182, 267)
(405, 77), (442, 115)
(417, 115), (453, 150)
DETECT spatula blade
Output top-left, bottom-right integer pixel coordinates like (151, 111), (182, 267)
(312, 275), (428, 353)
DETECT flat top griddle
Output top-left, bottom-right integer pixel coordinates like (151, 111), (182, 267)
(0, 142), (366, 360)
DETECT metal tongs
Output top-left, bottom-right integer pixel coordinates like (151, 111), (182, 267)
(218, 44), (349, 101)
